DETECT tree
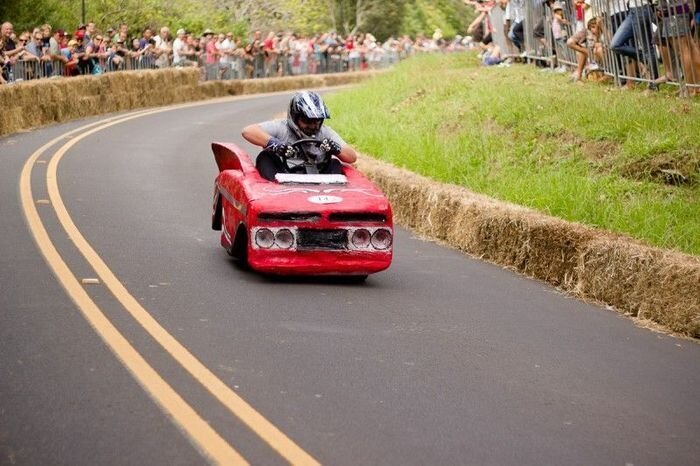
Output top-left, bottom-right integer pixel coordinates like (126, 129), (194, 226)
(0, 0), (473, 41)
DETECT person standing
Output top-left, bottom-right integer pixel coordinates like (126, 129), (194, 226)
(610, 0), (660, 88)
(154, 26), (172, 69)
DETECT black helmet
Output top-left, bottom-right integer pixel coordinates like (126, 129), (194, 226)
(287, 91), (330, 137)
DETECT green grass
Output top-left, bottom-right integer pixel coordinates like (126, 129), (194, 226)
(325, 53), (700, 256)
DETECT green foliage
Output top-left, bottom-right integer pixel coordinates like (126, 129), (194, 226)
(400, 0), (473, 38)
(355, 2), (406, 40)
(1, 0), (474, 40)
(326, 54), (700, 255)
(0, 0), (246, 38)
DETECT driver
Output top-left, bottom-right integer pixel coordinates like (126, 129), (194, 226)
(241, 91), (358, 181)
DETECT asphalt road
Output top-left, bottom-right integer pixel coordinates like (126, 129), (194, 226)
(1, 91), (699, 466)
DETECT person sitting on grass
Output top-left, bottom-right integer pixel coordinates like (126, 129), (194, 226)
(567, 17), (603, 82)
(482, 42), (504, 66)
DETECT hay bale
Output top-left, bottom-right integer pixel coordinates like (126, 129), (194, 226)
(361, 158), (592, 287)
(577, 240), (700, 337)
(358, 154), (700, 337)
(0, 66), (377, 137)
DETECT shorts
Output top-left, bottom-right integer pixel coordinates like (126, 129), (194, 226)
(483, 55), (502, 66)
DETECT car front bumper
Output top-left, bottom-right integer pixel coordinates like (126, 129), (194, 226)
(247, 249), (392, 276)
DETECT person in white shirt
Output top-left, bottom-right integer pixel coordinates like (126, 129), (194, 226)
(217, 32), (235, 79)
(172, 29), (196, 67)
(153, 26), (172, 68)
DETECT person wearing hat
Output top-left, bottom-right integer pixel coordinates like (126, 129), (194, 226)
(551, 1), (570, 45)
(61, 39), (81, 76)
(172, 28), (188, 65)
(71, 29), (92, 74)
(203, 29), (219, 78)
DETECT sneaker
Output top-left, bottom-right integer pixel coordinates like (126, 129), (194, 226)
(586, 61), (600, 72)
(554, 65), (568, 74)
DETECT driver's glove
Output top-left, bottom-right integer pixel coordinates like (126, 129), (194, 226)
(320, 138), (342, 157)
(265, 137), (297, 159)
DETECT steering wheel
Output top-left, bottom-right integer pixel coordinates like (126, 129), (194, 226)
(282, 138), (331, 174)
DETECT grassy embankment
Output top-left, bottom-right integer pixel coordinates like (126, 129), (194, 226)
(326, 53), (700, 256)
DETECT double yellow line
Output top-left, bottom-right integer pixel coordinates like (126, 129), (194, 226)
(20, 100), (320, 466)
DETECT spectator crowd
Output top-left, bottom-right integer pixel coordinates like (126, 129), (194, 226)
(4, 0), (698, 96)
(463, 0), (700, 96)
(0, 19), (470, 85)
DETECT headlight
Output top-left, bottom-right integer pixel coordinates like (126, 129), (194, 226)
(351, 228), (371, 248)
(371, 228), (392, 250)
(255, 228), (275, 249)
(275, 228), (295, 249)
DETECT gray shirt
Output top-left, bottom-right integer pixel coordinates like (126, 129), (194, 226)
(258, 119), (347, 167)
(259, 119), (346, 147)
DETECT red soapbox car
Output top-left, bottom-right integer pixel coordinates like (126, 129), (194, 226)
(211, 140), (393, 278)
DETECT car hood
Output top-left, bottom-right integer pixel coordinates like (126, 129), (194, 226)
(250, 181), (391, 213)
(240, 168), (389, 213)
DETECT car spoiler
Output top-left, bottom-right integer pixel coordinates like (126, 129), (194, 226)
(211, 142), (256, 174)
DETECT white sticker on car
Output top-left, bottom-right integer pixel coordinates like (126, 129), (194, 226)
(308, 195), (343, 204)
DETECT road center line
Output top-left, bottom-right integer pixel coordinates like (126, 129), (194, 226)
(41, 99), (321, 466)
(20, 115), (248, 466)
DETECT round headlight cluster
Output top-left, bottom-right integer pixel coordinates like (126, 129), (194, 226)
(255, 228), (275, 249)
(254, 228), (296, 249)
(351, 228), (371, 248)
(370, 229), (392, 250)
(275, 229), (295, 249)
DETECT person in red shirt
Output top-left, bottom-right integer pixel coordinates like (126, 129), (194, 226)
(203, 29), (218, 79)
(574, 0), (590, 32)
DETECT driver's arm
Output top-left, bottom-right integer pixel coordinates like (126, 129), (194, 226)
(241, 123), (273, 147)
(336, 144), (357, 164)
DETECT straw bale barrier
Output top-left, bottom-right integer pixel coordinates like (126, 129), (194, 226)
(0, 68), (379, 137)
(357, 157), (700, 338)
(2, 67), (698, 338)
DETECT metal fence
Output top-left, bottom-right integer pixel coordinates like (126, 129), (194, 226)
(482, 0), (699, 95)
(1, 43), (404, 85)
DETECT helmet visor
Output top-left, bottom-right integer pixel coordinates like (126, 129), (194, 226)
(297, 116), (323, 136)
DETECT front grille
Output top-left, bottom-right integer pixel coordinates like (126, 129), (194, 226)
(297, 229), (348, 250)
(258, 212), (321, 223)
(329, 212), (387, 223)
